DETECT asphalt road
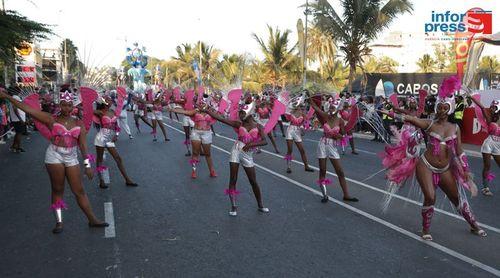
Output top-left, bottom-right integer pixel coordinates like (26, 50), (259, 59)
(0, 112), (499, 278)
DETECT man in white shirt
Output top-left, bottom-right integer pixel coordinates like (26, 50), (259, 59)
(9, 90), (27, 153)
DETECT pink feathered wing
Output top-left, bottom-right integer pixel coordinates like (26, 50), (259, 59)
(344, 105), (360, 132)
(228, 89), (243, 121)
(184, 89), (195, 110)
(115, 87), (127, 117)
(472, 94), (488, 130)
(80, 86), (98, 131)
(173, 87), (181, 101)
(389, 94), (400, 109)
(416, 89), (428, 117)
(264, 98), (286, 134)
(218, 99), (228, 114)
(146, 88), (154, 102)
(164, 89), (173, 104)
(196, 86), (204, 105)
(23, 94), (51, 140)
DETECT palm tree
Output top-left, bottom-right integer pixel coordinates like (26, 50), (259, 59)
(194, 41), (221, 88)
(244, 59), (269, 92)
(363, 56), (399, 73)
(252, 25), (297, 88)
(215, 54), (246, 87)
(477, 56), (500, 77)
(309, 0), (413, 93)
(172, 43), (196, 87)
(416, 54), (437, 73)
(307, 26), (337, 77)
(322, 58), (349, 90)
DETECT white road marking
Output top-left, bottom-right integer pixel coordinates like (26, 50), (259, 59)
(164, 123), (500, 277)
(104, 202), (116, 238)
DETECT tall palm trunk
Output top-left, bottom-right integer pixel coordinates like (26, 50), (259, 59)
(348, 61), (356, 94)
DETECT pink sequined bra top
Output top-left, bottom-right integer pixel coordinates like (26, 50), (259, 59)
(289, 115), (304, 126)
(426, 122), (458, 156)
(257, 107), (269, 118)
(323, 123), (340, 138)
(237, 126), (260, 144)
(51, 122), (81, 147)
(101, 115), (118, 130)
(153, 104), (163, 112)
(193, 113), (215, 130)
(488, 122), (500, 137)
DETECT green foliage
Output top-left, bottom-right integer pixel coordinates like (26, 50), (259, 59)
(309, 0), (413, 93)
(363, 56), (399, 73)
(416, 54), (437, 73)
(0, 10), (52, 65)
(252, 25), (297, 87)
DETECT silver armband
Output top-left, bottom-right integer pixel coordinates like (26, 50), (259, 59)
(83, 158), (91, 168)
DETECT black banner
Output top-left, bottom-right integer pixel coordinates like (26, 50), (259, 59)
(365, 73), (454, 96)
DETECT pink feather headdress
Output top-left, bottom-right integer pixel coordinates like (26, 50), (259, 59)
(436, 75), (460, 115)
(323, 94), (342, 112)
(239, 97), (256, 119)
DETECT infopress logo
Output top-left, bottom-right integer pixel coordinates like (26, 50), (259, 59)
(424, 8), (492, 34)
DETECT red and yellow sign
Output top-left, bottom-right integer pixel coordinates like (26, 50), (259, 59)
(16, 43), (33, 56)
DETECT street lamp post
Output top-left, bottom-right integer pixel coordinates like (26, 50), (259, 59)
(303, 0), (311, 88)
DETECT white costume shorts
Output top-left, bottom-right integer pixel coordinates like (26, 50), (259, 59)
(133, 105), (145, 117)
(94, 128), (116, 148)
(191, 129), (213, 144)
(286, 125), (302, 142)
(481, 135), (500, 155)
(317, 138), (340, 159)
(182, 115), (195, 127)
(258, 118), (269, 127)
(45, 144), (79, 167)
(229, 140), (254, 167)
(148, 111), (163, 121)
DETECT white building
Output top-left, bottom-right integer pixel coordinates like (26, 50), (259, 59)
(369, 31), (436, 73)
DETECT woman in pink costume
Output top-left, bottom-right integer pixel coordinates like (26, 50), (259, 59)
(143, 91), (170, 142)
(94, 95), (138, 189)
(169, 93), (218, 179)
(0, 88), (108, 234)
(309, 93), (358, 203)
(283, 105), (314, 173)
(256, 100), (280, 153)
(339, 100), (358, 155)
(203, 99), (270, 216)
(470, 97), (500, 196)
(381, 76), (486, 240)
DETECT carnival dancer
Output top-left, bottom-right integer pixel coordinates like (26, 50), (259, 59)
(256, 100), (280, 153)
(284, 105), (314, 173)
(381, 76), (486, 240)
(132, 94), (153, 133)
(470, 96), (500, 196)
(168, 93), (218, 178)
(168, 93), (180, 121)
(340, 100), (359, 155)
(144, 90), (170, 142)
(176, 89), (195, 156)
(309, 92), (358, 203)
(0, 88), (108, 234)
(94, 95), (138, 188)
(202, 97), (270, 216)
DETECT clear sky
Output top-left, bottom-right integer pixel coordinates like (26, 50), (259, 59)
(7, 0), (499, 68)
